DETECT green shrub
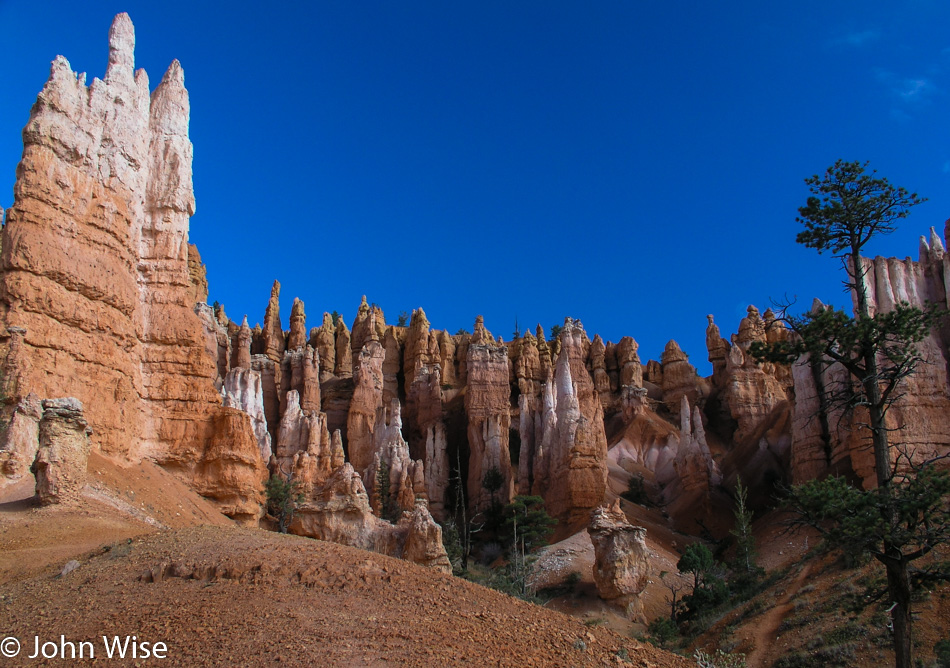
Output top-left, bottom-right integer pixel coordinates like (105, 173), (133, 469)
(936, 637), (950, 668)
(621, 473), (650, 505)
(441, 519), (463, 575)
(647, 617), (679, 647)
(774, 653), (816, 668)
(265, 474), (303, 533)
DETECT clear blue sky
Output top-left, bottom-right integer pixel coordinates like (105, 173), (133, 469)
(2, 2), (949, 374)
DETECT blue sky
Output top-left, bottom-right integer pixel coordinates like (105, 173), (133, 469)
(2, 2), (949, 374)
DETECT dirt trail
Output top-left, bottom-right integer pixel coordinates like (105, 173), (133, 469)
(745, 562), (813, 668)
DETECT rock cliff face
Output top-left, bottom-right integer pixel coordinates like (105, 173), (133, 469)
(222, 367), (272, 463)
(464, 316), (513, 514)
(539, 320), (608, 526)
(347, 339), (386, 475)
(787, 231), (950, 486)
(289, 459), (450, 573)
(192, 407), (268, 525)
(0, 14), (264, 520)
(402, 309), (449, 520)
(0, 393), (42, 485)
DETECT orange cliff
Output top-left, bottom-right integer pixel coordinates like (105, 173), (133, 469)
(4, 14), (950, 565)
(0, 14), (266, 522)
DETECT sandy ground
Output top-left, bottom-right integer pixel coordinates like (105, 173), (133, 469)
(0, 454), (690, 668)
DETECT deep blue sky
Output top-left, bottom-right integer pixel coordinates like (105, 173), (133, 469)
(2, 2), (949, 374)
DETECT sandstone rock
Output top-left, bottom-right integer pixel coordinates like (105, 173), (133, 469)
(289, 463), (381, 546)
(192, 407), (268, 524)
(231, 316), (252, 371)
(311, 313), (336, 382)
(464, 330), (513, 514)
(280, 345), (321, 415)
(455, 331), (472, 386)
(400, 498), (453, 573)
(251, 355), (281, 445)
(588, 335), (611, 403)
(705, 315), (730, 384)
(290, 411), (345, 492)
(608, 392), (679, 478)
(402, 309), (449, 517)
(436, 329), (457, 387)
(615, 337), (643, 389)
(31, 398), (92, 505)
(404, 364), (448, 515)
(718, 334), (788, 445)
(620, 385), (650, 423)
(605, 341), (619, 393)
(334, 318), (352, 378)
(735, 305), (766, 349)
(539, 319), (608, 526)
(515, 331), (544, 496)
(470, 315), (494, 346)
(382, 327), (402, 404)
(187, 243), (208, 306)
(670, 396), (721, 497)
(0, 15), (259, 496)
(790, 234), (950, 487)
(221, 367), (272, 463)
(404, 308), (434, 379)
(274, 390), (310, 475)
(346, 340), (385, 474)
(0, 327), (29, 404)
(364, 399), (427, 517)
(289, 463), (451, 573)
(587, 499), (649, 621)
(530, 379), (559, 501)
(660, 340), (700, 419)
(350, 296), (386, 369)
(287, 297), (307, 352)
(262, 281), (285, 362)
(536, 324), (554, 382)
(0, 393), (42, 484)
(194, 303), (231, 386)
(250, 323), (265, 356)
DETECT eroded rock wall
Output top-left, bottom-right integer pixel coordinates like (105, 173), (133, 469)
(0, 15), (265, 519)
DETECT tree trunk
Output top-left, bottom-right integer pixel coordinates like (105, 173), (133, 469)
(852, 248), (913, 668)
(883, 556), (912, 668)
(850, 247), (892, 489)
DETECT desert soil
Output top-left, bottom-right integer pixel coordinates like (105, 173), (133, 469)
(0, 456), (691, 668)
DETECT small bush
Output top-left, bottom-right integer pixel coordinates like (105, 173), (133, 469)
(622, 473), (650, 505)
(824, 621), (865, 646)
(647, 617), (679, 647)
(265, 474), (303, 533)
(441, 519), (463, 575)
(774, 653), (816, 668)
(936, 637), (950, 668)
(812, 641), (857, 665)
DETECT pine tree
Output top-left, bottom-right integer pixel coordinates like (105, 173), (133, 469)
(729, 477), (757, 576)
(752, 160), (950, 668)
